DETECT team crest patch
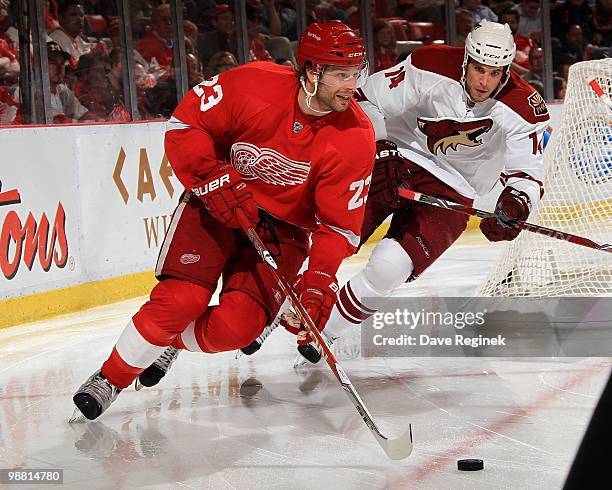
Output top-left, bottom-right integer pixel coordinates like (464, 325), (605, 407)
(528, 91), (548, 116)
(231, 142), (310, 186)
(180, 253), (200, 264)
(417, 117), (493, 155)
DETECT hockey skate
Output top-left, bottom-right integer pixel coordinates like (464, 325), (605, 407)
(293, 330), (337, 368)
(72, 370), (122, 421)
(239, 316), (281, 356)
(135, 346), (180, 390)
(271, 307), (336, 368)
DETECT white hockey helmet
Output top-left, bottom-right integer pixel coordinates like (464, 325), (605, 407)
(465, 19), (516, 67)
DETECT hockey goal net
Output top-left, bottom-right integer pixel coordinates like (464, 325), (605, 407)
(479, 59), (612, 297)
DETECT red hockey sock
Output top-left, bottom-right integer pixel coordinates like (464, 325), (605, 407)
(101, 347), (143, 389)
(186, 291), (268, 353)
(101, 279), (213, 388)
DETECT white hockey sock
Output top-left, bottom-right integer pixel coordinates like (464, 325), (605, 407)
(115, 320), (168, 367)
(325, 271), (386, 339)
(180, 320), (204, 352)
(325, 238), (414, 338)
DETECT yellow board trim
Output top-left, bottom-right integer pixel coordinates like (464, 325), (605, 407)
(0, 217), (483, 330)
(0, 271), (157, 330)
(539, 199), (612, 222)
(466, 216), (479, 231)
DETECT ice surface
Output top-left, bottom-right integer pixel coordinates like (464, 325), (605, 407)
(1, 237), (609, 489)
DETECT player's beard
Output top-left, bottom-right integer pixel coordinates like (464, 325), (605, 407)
(314, 83), (353, 112)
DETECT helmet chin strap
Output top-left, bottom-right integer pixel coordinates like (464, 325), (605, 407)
(300, 71), (332, 115)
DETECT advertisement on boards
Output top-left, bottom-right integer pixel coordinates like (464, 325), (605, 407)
(0, 126), (81, 299)
(1, 122), (183, 301)
(74, 122), (182, 281)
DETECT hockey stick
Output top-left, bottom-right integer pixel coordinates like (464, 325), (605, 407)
(235, 208), (414, 460)
(398, 186), (612, 254)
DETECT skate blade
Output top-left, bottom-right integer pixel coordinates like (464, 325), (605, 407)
(68, 407), (87, 424)
(292, 353), (308, 369)
(134, 378), (144, 391)
(235, 350), (244, 360)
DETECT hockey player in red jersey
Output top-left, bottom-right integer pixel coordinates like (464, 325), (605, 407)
(71, 20), (375, 420)
(275, 20), (552, 363)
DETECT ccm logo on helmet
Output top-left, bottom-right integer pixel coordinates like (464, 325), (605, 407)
(349, 51), (365, 57)
(307, 32), (321, 41)
(192, 174), (231, 197)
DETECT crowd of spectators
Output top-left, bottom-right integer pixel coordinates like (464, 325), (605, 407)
(0, 0), (610, 126)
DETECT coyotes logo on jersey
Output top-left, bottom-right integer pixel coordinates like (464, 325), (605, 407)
(417, 117), (494, 156)
(230, 142), (311, 186)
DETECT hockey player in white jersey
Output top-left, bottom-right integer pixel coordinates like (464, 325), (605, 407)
(275, 19), (551, 363)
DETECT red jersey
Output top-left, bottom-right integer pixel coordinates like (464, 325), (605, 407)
(0, 38), (16, 62)
(166, 62), (375, 276)
(514, 34), (533, 69)
(136, 31), (174, 69)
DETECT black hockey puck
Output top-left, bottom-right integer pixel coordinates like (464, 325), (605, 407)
(457, 459), (484, 471)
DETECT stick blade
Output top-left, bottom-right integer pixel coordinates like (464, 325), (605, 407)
(377, 425), (414, 460)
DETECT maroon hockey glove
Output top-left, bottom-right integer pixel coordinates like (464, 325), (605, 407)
(368, 140), (412, 211)
(480, 187), (531, 242)
(192, 165), (258, 228)
(283, 270), (339, 345)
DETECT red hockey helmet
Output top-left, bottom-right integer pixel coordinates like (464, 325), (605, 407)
(297, 21), (366, 69)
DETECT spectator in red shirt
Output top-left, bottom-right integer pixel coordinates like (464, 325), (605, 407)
(342, 0), (365, 31)
(0, 0), (19, 52)
(246, 3), (273, 62)
(373, 19), (398, 73)
(0, 37), (18, 83)
(0, 34), (19, 125)
(46, 0), (60, 31)
(136, 4), (174, 70)
(499, 9), (533, 70)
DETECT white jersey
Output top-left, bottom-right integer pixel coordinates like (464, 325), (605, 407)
(50, 84), (88, 121)
(357, 45), (550, 204)
(49, 28), (92, 62)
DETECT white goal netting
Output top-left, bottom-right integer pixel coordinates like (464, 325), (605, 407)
(479, 59), (612, 297)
